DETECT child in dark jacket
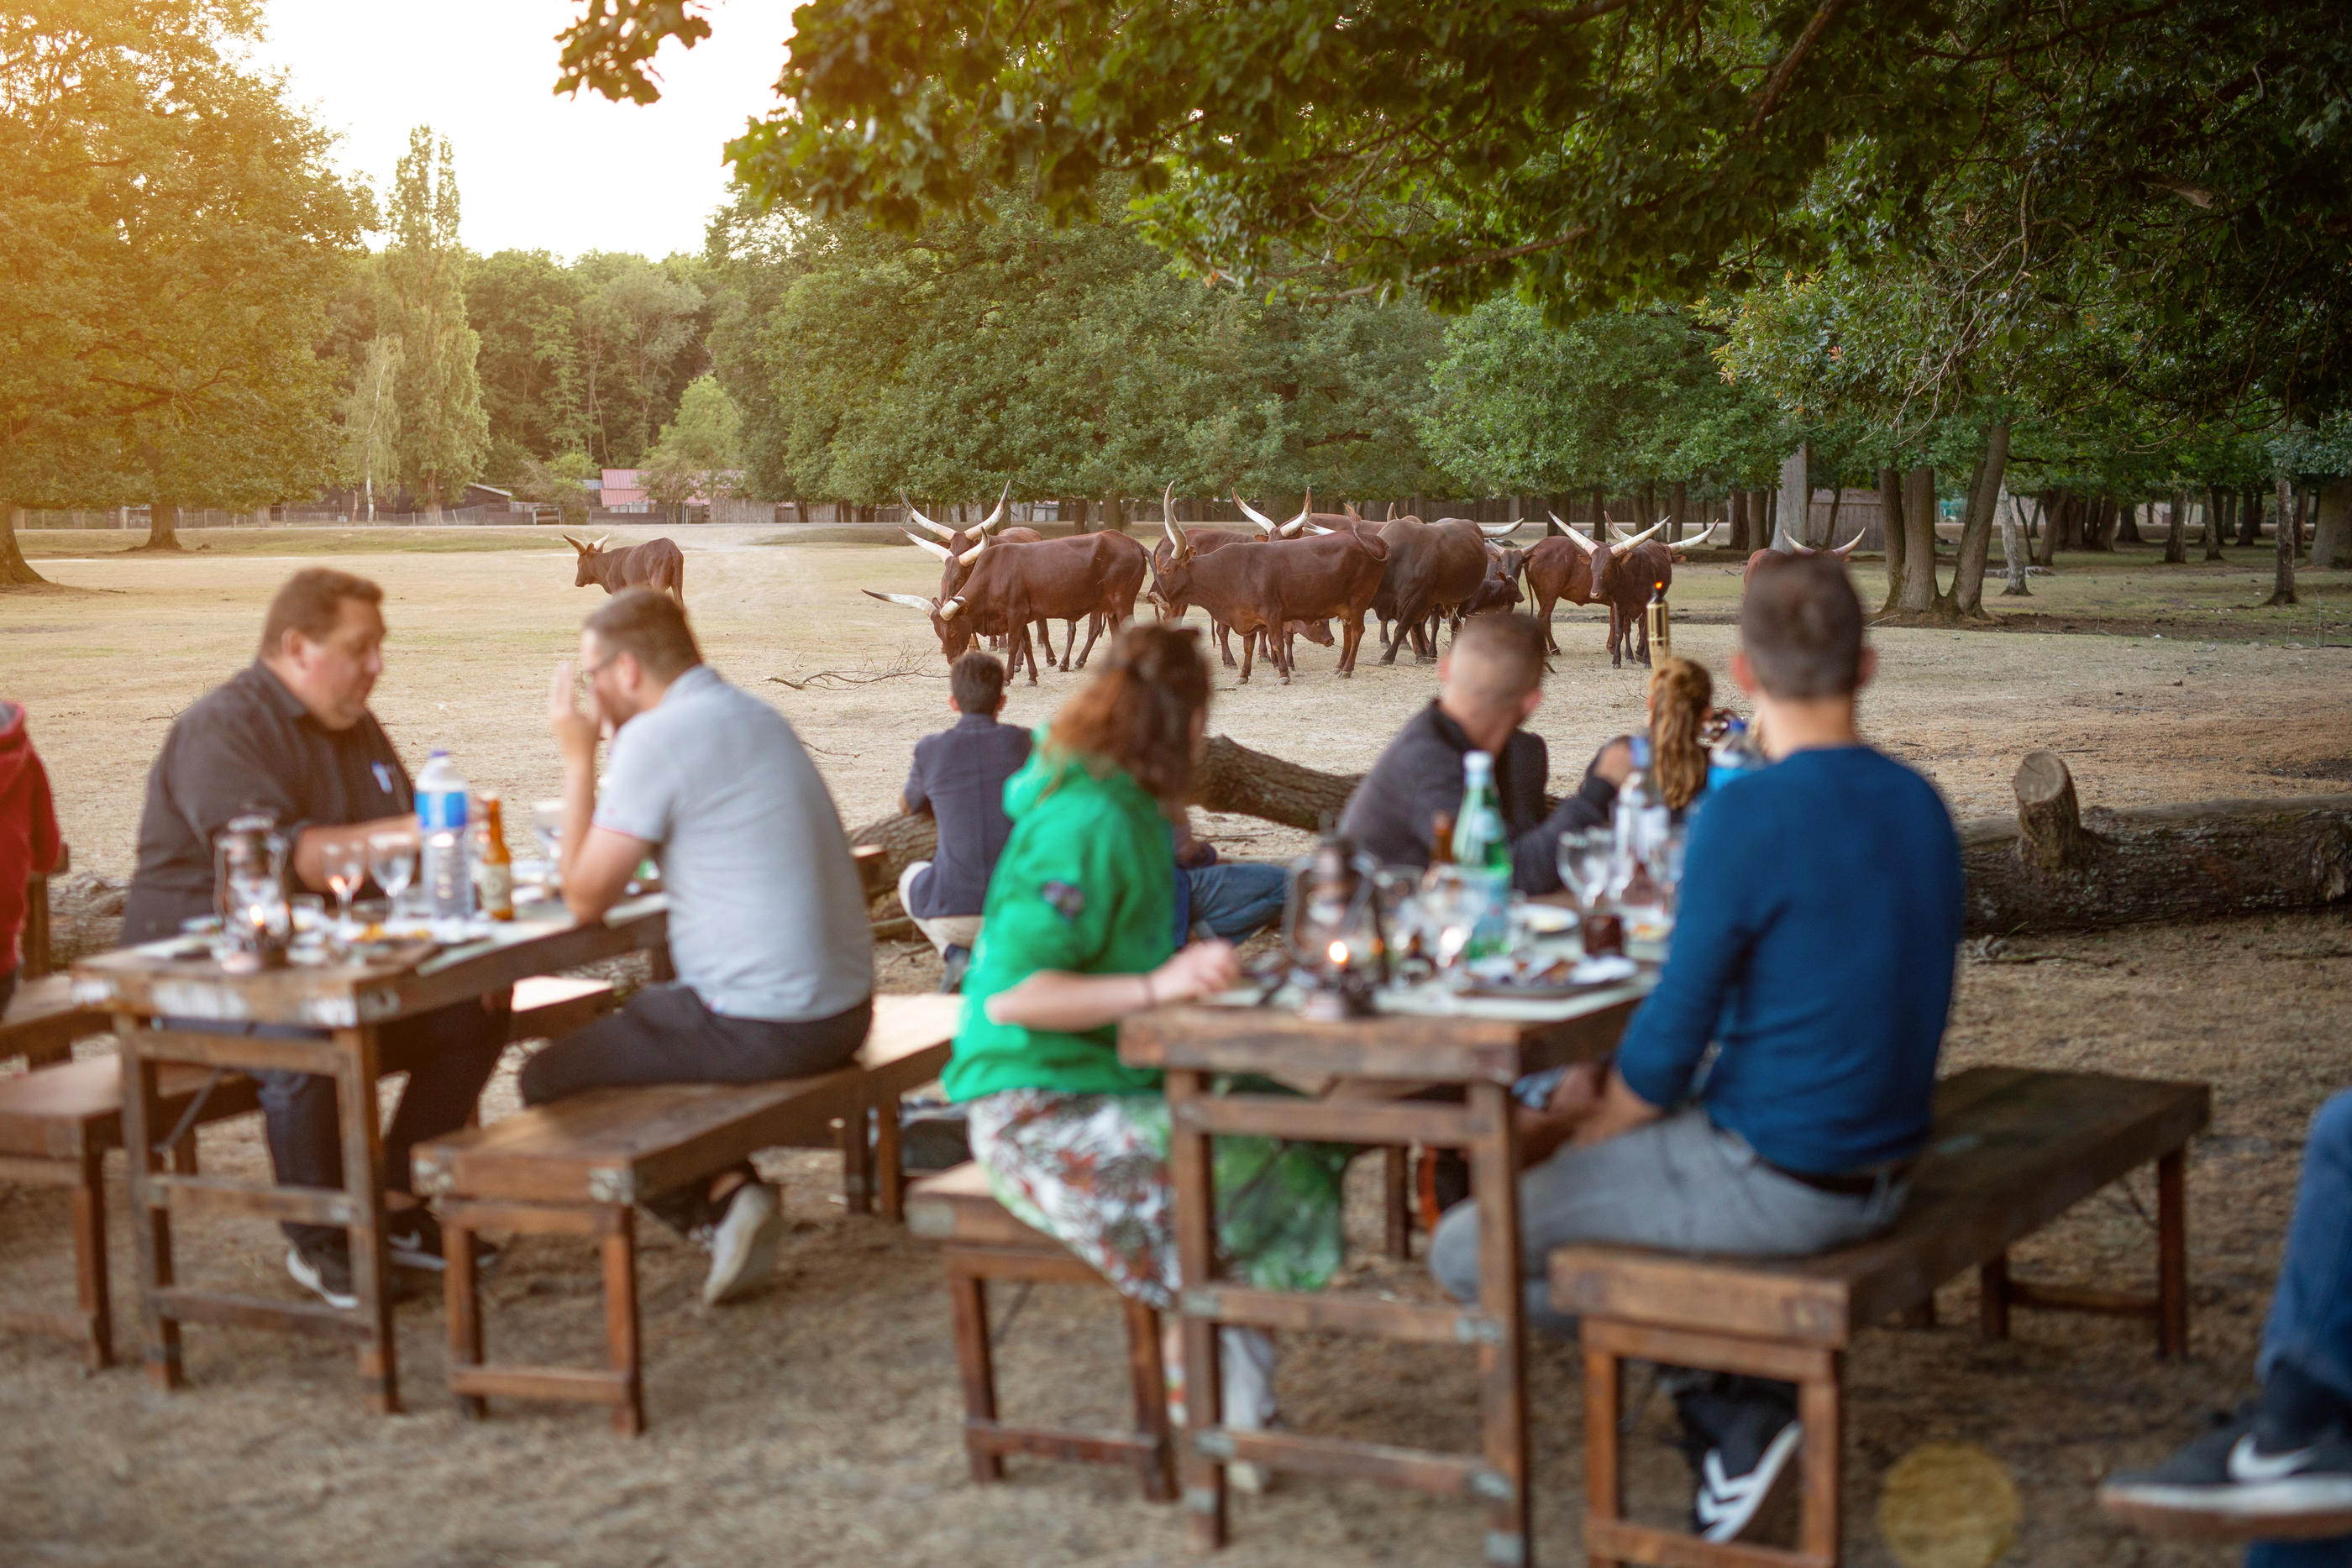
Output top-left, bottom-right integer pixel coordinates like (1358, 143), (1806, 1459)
(0, 700), (63, 1015)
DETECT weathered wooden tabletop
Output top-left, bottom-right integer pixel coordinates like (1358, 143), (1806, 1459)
(70, 894), (669, 1029)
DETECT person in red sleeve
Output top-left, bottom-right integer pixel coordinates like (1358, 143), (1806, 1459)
(0, 700), (64, 1015)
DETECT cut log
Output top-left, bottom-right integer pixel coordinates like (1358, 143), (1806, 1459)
(1191, 734), (1362, 831)
(1964, 762), (2352, 934)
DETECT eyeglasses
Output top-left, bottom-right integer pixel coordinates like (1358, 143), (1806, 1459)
(579, 654), (620, 681)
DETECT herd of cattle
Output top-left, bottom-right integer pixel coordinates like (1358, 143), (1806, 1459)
(861, 485), (1728, 684)
(558, 495), (1869, 685)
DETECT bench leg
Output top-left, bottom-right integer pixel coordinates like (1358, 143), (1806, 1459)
(445, 1209), (487, 1420)
(875, 1094), (906, 1224)
(116, 1027), (184, 1392)
(602, 1208), (643, 1436)
(2157, 1148), (2188, 1359)
(1798, 1351), (1845, 1566)
(1470, 1081), (1534, 1568)
(946, 1268), (1005, 1482)
(838, 1112), (874, 1216)
(1582, 1338), (1624, 1568)
(73, 1149), (113, 1372)
(1979, 1251), (2011, 1340)
(1123, 1297), (1176, 1502)
(1383, 1146), (1411, 1261)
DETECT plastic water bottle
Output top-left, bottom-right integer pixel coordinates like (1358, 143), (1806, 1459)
(414, 751), (475, 919)
(1453, 752), (1514, 958)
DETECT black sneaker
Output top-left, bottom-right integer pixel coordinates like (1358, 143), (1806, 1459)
(286, 1240), (359, 1310)
(386, 1210), (499, 1275)
(2100, 1403), (2352, 1540)
(1679, 1380), (1803, 1543)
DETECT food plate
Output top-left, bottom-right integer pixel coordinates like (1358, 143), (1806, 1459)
(1516, 904), (1576, 936)
(1457, 952), (1641, 999)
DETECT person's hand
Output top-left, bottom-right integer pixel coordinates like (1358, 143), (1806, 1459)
(548, 659), (601, 767)
(1150, 940), (1241, 1004)
(1593, 738), (1635, 786)
(1545, 1060), (1607, 1123)
(1175, 839), (1216, 870)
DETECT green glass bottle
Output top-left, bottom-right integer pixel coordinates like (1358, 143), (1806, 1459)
(1454, 752), (1513, 957)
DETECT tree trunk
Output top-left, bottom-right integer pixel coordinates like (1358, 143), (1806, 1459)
(2312, 477), (2352, 569)
(1639, 482), (1657, 535)
(1998, 490), (2030, 596)
(1668, 480), (1686, 543)
(1591, 486), (1607, 534)
(1726, 489), (1748, 552)
(2034, 488), (2061, 569)
(2265, 475), (2298, 606)
(1821, 485), (1844, 549)
(0, 502), (49, 585)
(2204, 485), (2229, 561)
(2116, 501), (2144, 545)
(1877, 467), (1907, 612)
(1939, 422), (2009, 620)
(1899, 465), (1938, 612)
(2238, 488), (2262, 546)
(1961, 754), (2352, 934)
(141, 501), (184, 552)
(2162, 491), (2187, 564)
(423, 475), (444, 526)
(1101, 494), (1126, 534)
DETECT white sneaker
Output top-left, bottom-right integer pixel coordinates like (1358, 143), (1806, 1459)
(701, 1180), (783, 1306)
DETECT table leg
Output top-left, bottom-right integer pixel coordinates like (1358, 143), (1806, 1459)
(1166, 1067), (1226, 1550)
(1383, 1146), (1411, 1261)
(2157, 1148), (2188, 1359)
(1582, 1334), (1623, 1568)
(115, 1016), (182, 1391)
(72, 1147), (113, 1372)
(876, 1092), (906, 1223)
(335, 1026), (399, 1414)
(1467, 1080), (1532, 1568)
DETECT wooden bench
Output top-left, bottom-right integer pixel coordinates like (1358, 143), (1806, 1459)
(412, 991), (961, 1433)
(507, 974), (619, 1042)
(3, 973), (111, 1072)
(1550, 1066), (2210, 1568)
(22, 843), (65, 981)
(0, 1056), (260, 1368)
(906, 1162), (1176, 1500)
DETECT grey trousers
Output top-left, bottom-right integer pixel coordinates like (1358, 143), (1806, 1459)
(1429, 1105), (1908, 1336)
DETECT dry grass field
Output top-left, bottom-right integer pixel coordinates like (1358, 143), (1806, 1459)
(3, 525), (2349, 1568)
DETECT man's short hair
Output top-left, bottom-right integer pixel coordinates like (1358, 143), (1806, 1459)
(949, 649), (1006, 713)
(260, 568), (382, 659)
(1444, 612), (1546, 707)
(585, 588), (701, 680)
(1740, 552), (1864, 698)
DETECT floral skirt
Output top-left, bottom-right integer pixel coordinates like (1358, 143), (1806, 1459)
(967, 1088), (1353, 1312)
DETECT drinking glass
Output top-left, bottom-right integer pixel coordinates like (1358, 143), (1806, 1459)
(1417, 865), (1477, 979)
(532, 799), (565, 861)
(369, 832), (417, 915)
(325, 843), (367, 926)
(1556, 830), (1614, 914)
(1655, 825), (1690, 911)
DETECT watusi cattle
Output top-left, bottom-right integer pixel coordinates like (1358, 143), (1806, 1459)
(864, 532), (1145, 682)
(1741, 528), (1866, 593)
(1150, 518), (1388, 684)
(1361, 516), (1518, 663)
(1521, 517), (1603, 653)
(900, 483), (1070, 660)
(1597, 520), (1673, 669)
(564, 533), (685, 605)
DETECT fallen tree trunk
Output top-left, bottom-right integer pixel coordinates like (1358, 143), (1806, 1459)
(1963, 752), (2352, 934)
(850, 737), (2352, 937)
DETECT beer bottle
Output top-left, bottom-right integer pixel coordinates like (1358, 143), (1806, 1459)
(478, 793), (516, 921)
(1430, 810), (1455, 868)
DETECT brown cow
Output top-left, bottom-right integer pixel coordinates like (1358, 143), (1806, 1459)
(1595, 520), (1674, 669)
(1741, 528), (1866, 593)
(864, 532), (1146, 684)
(564, 533), (685, 605)
(900, 485), (1073, 660)
(1522, 517), (1603, 653)
(1150, 520), (1387, 684)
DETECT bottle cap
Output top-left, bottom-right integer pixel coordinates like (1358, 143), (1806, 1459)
(1629, 735), (1651, 768)
(1463, 750), (1494, 781)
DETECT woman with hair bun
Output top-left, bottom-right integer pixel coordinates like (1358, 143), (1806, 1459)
(1644, 654), (1718, 817)
(943, 623), (1350, 1484)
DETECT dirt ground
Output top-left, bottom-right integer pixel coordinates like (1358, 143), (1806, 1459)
(3, 527), (2351, 1568)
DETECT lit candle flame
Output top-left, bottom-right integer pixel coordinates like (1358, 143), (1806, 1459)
(1327, 940), (1349, 967)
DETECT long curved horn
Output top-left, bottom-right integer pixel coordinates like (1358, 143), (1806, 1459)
(863, 589), (939, 614)
(1278, 488), (1311, 537)
(1680, 520), (1725, 548)
(938, 595), (968, 622)
(560, 533), (585, 552)
(1345, 501), (1363, 520)
(1234, 492), (1280, 535)
(956, 536), (987, 568)
(1478, 519), (1520, 538)
(1617, 520), (1668, 548)
(979, 476), (1012, 533)
(1829, 528), (1868, 555)
(1305, 522), (1336, 535)
(591, 533), (612, 550)
(900, 496), (958, 541)
(1552, 515), (1599, 553)
(1162, 485), (1189, 557)
(904, 532), (954, 563)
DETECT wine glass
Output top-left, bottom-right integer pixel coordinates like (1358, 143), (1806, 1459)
(368, 831), (416, 918)
(325, 842), (366, 928)
(1556, 830), (1614, 914)
(1417, 865), (1477, 980)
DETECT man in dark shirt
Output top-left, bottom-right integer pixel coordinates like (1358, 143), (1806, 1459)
(124, 569), (506, 1308)
(897, 651), (1032, 983)
(1339, 613), (1628, 891)
(1428, 555), (1965, 1547)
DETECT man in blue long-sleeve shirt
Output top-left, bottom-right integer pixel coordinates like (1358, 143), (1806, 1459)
(1430, 553), (1964, 1546)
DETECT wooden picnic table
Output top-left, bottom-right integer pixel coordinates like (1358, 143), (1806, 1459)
(1119, 975), (1653, 1568)
(68, 894), (669, 1413)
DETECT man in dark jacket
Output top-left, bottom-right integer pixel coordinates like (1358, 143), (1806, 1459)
(897, 651), (1032, 984)
(0, 699), (63, 1016)
(1339, 613), (1629, 891)
(123, 569), (506, 1309)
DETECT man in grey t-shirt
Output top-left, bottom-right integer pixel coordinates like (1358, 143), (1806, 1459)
(534, 588), (874, 1304)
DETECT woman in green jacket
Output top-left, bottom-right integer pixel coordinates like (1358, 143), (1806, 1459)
(944, 625), (1350, 1476)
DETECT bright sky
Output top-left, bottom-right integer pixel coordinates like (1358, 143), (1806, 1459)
(241, 0), (798, 261)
